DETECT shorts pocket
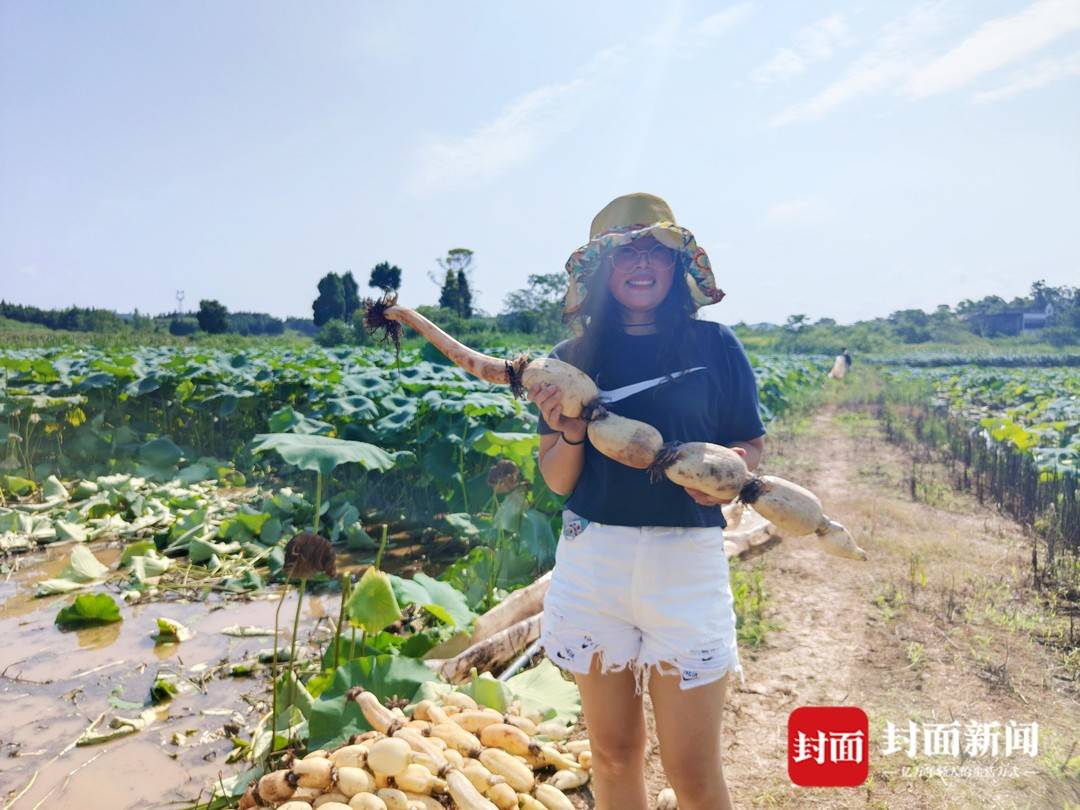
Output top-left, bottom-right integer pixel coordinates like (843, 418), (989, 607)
(554, 510), (601, 576)
(561, 509), (599, 542)
(685, 526), (726, 552)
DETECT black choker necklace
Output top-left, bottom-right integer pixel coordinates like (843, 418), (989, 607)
(622, 322), (656, 327)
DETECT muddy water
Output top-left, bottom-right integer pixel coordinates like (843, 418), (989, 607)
(0, 543), (352, 809)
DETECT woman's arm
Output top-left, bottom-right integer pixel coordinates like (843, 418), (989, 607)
(538, 431), (586, 496)
(729, 435), (765, 473)
(531, 382), (588, 496)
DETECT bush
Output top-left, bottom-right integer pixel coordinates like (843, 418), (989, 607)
(412, 306), (501, 337)
(284, 317), (317, 337)
(168, 318), (199, 336)
(0, 300), (126, 332)
(315, 319), (350, 347)
(497, 310), (539, 335)
(1039, 325), (1079, 347)
(229, 311), (285, 336)
(196, 299), (229, 334)
(350, 313), (371, 346)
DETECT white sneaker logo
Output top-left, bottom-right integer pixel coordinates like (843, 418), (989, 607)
(598, 367), (707, 404)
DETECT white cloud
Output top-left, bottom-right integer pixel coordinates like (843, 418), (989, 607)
(405, 47), (625, 196)
(906, 0), (1080, 98)
(905, 0), (1080, 98)
(974, 50), (1080, 102)
(752, 13), (852, 84)
(689, 2), (755, 50)
(770, 0), (1080, 125)
(406, 5), (754, 196)
(770, 3), (948, 126)
(766, 197), (833, 225)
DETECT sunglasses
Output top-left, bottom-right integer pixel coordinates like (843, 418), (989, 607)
(608, 243), (678, 273)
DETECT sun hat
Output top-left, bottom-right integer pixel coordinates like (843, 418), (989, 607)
(563, 192), (725, 324)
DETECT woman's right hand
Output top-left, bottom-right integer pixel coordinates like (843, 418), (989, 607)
(528, 383), (587, 442)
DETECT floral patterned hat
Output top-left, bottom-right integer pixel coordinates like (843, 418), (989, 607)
(563, 192), (725, 324)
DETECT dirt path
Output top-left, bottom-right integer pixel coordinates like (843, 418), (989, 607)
(627, 402), (1080, 810)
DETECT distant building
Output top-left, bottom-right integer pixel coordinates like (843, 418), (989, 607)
(1022, 304), (1053, 330)
(968, 304), (1053, 336)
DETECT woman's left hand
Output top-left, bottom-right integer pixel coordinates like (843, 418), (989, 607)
(683, 446), (747, 506)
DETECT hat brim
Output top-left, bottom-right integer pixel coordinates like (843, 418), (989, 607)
(563, 222), (725, 320)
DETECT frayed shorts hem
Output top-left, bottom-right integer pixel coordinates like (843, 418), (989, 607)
(541, 633), (747, 696)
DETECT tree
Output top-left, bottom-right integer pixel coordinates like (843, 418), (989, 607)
(369, 262), (402, 292)
(431, 248), (476, 318)
(456, 269), (473, 318)
(313, 273), (345, 326)
(784, 314), (808, 331)
(169, 317), (199, 336)
(196, 299), (229, 334)
(501, 272), (567, 336)
(342, 271), (360, 321)
(1029, 279), (1079, 314)
(228, 312), (285, 335)
(888, 308), (932, 343)
(438, 269), (459, 312)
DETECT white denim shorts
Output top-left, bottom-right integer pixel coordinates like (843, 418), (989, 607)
(540, 509), (746, 695)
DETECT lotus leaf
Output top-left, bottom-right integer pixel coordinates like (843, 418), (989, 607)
(251, 433), (400, 476)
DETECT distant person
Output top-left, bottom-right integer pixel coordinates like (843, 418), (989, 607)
(828, 347), (849, 380)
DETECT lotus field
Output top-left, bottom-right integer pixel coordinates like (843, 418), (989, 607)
(880, 362), (1079, 554)
(0, 343), (823, 806)
(890, 365), (1080, 473)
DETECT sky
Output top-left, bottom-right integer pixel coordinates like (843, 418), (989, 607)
(2, 0), (1078, 327)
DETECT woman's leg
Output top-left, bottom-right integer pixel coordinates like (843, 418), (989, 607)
(648, 668), (733, 810)
(574, 654), (650, 810)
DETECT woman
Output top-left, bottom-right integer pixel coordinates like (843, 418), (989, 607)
(527, 193), (765, 810)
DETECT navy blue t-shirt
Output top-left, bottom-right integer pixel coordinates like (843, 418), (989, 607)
(536, 320), (766, 528)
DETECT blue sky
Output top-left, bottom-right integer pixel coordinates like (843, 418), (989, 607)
(2, 0), (1078, 326)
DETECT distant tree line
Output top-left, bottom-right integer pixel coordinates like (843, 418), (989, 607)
(0, 301), (127, 332)
(753, 280), (1079, 353)
(6, 270), (1074, 353)
(165, 302), (293, 337)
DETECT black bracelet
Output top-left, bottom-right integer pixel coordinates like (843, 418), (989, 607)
(559, 431), (586, 446)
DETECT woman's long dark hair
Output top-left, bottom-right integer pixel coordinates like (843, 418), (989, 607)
(563, 251), (700, 387)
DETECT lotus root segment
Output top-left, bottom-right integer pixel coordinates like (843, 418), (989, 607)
(651, 441), (748, 502)
(586, 411), (664, 469)
(742, 474), (827, 536)
(520, 358), (599, 418)
(815, 519), (869, 561)
(379, 301), (529, 392)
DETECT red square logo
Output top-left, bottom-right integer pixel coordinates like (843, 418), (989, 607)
(788, 706), (869, 787)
